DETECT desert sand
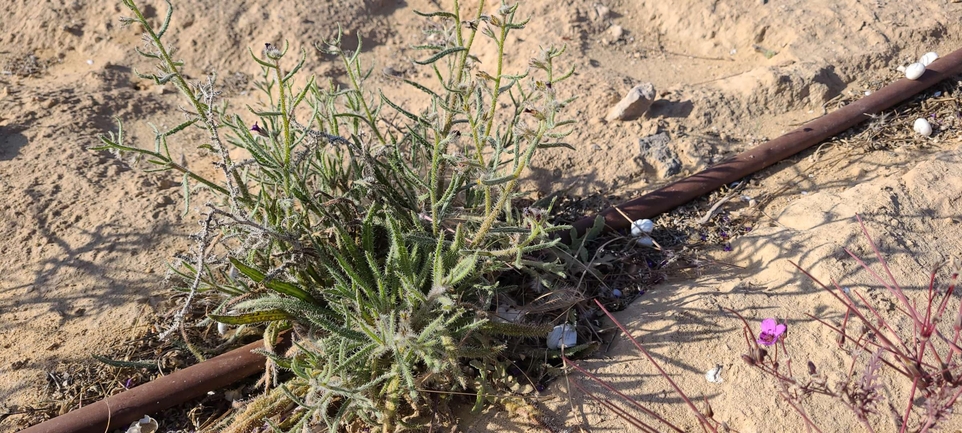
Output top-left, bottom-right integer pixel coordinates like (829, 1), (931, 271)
(3, 0), (962, 431)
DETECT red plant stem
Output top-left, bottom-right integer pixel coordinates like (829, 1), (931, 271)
(899, 377), (919, 433)
(594, 299), (717, 433)
(794, 261), (914, 370)
(933, 273), (957, 332)
(721, 306), (760, 354)
(569, 377), (660, 433)
(839, 306), (852, 347)
(804, 309), (911, 377)
(563, 356), (684, 433)
(778, 386), (825, 433)
(856, 215), (916, 317)
(848, 289), (916, 365)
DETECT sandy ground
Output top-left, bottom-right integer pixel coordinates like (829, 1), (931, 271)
(4, 0), (962, 431)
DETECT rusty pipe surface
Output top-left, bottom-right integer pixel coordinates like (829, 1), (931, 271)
(565, 47), (962, 241)
(20, 333), (291, 433)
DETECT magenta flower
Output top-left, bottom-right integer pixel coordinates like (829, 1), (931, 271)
(757, 318), (786, 346)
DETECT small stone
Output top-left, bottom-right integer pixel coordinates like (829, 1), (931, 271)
(595, 4), (610, 21)
(705, 365), (724, 383)
(155, 195), (175, 209)
(605, 82), (656, 121)
(638, 132), (681, 177)
(607, 25), (624, 41)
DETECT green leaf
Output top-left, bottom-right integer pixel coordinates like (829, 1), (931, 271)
(210, 309), (290, 325)
(414, 47), (467, 65)
(443, 254), (477, 287)
(480, 174), (517, 186)
(229, 257), (318, 304)
(413, 10), (457, 20)
(156, 0), (174, 39)
(380, 92), (428, 125)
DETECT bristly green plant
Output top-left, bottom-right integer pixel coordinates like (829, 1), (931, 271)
(98, 0), (577, 430)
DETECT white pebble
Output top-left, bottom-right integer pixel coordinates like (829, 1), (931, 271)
(919, 52), (939, 66)
(612, 288), (623, 298)
(705, 365), (724, 383)
(630, 218), (655, 236)
(905, 63), (925, 80)
(913, 118), (933, 137)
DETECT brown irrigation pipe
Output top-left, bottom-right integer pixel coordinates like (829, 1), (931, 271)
(20, 333), (291, 433)
(564, 47), (962, 242)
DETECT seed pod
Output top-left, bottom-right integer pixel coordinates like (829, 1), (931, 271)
(807, 361), (817, 375)
(741, 354), (756, 366)
(941, 363), (954, 384)
(756, 347), (768, 361)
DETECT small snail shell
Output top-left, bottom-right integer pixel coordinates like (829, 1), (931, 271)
(913, 118), (933, 137)
(630, 218), (654, 237)
(636, 236), (654, 247)
(905, 63), (926, 80)
(919, 52), (939, 67)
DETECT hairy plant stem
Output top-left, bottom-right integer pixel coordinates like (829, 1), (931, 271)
(471, 123), (547, 247)
(125, 0), (248, 210)
(273, 58), (293, 165)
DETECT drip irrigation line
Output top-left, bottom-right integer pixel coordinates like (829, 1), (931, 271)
(563, 47), (962, 243)
(20, 333), (291, 433)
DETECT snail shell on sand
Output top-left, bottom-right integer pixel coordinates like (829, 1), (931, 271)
(905, 63), (926, 80)
(913, 118), (933, 137)
(919, 52), (939, 67)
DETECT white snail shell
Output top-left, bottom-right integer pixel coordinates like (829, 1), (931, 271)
(636, 236), (654, 247)
(919, 52), (939, 67)
(913, 118), (933, 137)
(630, 218), (654, 237)
(905, 63), (926, 80)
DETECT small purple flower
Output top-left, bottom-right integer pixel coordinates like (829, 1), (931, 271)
(723, 243), (732, 252)
(719, 231), (729, 238)
(744, 226), (752, 232)
(251, 122), (269, 137)
(757, 318), (786, 346)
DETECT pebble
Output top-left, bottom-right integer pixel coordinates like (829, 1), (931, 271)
(607, 25), (624, 41)
(638, 132), (681, 177)
(595, 4), (610, 20)
(605, 82), (656, 121)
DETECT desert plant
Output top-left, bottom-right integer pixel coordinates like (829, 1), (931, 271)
(732, 215), (962, 433)
(97, 0), (579, 430)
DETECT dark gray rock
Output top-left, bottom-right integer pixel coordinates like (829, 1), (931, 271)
(638, 132), (681, 178)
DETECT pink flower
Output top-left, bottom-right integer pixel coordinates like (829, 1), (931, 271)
(757, 318), (786, 346)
